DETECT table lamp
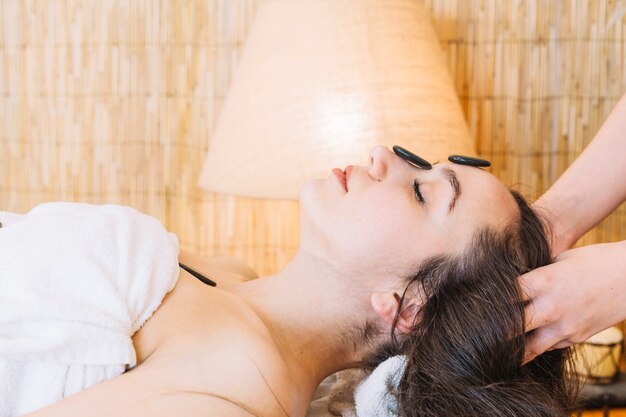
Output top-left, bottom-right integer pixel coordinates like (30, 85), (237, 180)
(574, 326), (623, 384)
(199, 0), (475, 199)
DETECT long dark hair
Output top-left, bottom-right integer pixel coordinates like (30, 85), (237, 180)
(377, 190), (576, 416)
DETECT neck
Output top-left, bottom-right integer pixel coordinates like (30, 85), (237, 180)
(229, 249), (379, 392)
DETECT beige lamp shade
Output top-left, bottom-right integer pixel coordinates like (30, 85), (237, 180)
(199, 0), (475, 199)
(573, 326), (623, 384)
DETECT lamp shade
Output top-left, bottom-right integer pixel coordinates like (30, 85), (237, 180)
(199, 0), (475, 199)
(573, 326), (623, 384)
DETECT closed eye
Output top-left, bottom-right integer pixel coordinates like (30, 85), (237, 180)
(413, 180), (425, 203)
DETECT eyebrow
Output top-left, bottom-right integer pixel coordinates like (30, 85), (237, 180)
(442, 167), (461, 212)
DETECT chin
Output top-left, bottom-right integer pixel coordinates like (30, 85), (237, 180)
(298, 178), (324, 205)
(298, 179), (329, 238)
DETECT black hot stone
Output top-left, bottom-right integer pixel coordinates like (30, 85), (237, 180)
(392, 145), (432, 170)
(448, 155), (491, 167)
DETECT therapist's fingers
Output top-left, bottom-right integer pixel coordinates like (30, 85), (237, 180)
(523, 328), (563, 364)
(524, 304), (536, 333)
(523, 294), (558, 333)
(552, 340), (573, 350)
(518, 267), (546, 303)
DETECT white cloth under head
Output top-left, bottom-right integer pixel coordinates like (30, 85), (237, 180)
(0, 202), (180, 416)
(354, 355), (407, 417)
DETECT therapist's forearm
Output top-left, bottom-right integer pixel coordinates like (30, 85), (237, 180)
(536, 92), (626, 252)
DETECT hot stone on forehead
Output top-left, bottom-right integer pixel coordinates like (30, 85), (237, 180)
(448, 155), (491, 168)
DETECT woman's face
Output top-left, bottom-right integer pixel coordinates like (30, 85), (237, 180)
(298, 145), (519, 282)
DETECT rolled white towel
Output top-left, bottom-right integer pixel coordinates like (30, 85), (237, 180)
(0, 202), (180, 416)
(354, 355), (407, 417)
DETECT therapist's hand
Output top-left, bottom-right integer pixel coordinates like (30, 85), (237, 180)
(520, 240), (626, 363)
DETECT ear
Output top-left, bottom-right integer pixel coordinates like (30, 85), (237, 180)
(371, 291), (420, 334)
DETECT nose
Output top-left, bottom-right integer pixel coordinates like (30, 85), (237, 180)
(368, 145), (396, 181)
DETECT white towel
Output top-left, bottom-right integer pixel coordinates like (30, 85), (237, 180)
(0, 202), (180, 416)
(354, 355), (407, 417)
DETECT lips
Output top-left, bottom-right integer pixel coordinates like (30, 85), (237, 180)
(332, 168), (348, 192)
(345, 165), (354, 185)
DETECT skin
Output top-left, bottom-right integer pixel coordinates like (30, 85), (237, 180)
(521, 92), (626, 362)
(24, 145), (518, 417)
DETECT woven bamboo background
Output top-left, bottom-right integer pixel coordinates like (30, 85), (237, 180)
(0, 0), (624, 276)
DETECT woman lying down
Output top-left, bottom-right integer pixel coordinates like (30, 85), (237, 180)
(0, 145), (575, 417)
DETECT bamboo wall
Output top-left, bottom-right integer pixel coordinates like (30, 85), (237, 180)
(0, 0), (624, 276)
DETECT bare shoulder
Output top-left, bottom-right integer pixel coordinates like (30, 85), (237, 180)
(150, 326), (302, 416)
(179, 249), (259, 282)
(26, 324), (301, 417)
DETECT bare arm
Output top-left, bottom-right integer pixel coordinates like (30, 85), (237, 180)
(22, 357), (275, 417)
(26, 390), (262, 417)
(521, 92), (626, 361)
(536, 92), (626, 253)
